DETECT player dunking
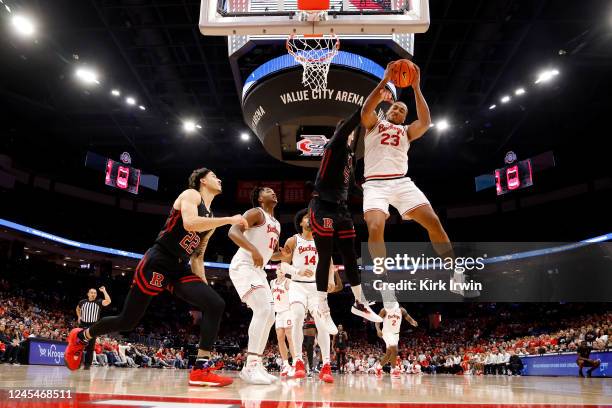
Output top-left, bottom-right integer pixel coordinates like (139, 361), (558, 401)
(309, 108), (383, 336)
(278, 208), (342, 383)
(269, 265), (295, 377)
(361, 63), (455, 275)
(375, 301), (417, 378)
(228, 186), (282, 385)
(64, 168), (247, 387)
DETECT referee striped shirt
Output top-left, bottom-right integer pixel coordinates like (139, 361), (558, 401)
(78, 299), (103, 324)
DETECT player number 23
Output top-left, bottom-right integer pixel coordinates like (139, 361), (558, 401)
(381, 133), (400, 147)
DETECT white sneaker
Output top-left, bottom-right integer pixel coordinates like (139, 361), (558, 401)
(280, 362), (292, 378)
(351, 301), (383, 323)
(317, 300), (338, 335)
(257, 362), (278, 382)
(240, 362), (272, 385)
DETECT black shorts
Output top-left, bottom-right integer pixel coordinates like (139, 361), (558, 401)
(308, 198), (356, 239)
(131, 244), (200, 296)
(303, 335), (315, 348)
(577, 357), (598, 367)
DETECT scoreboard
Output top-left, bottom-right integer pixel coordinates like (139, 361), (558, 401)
(495, 158), (533, 195)
(105, 158), (141, 194)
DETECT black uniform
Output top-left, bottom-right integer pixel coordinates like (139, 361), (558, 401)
(309, 108), (362, 293)
(78, 298), (105, 368)
(87, 196), (225, 351)
(303, 317), (317, 370)
(335, 330), (348, 372)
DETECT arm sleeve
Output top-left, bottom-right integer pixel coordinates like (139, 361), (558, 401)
(96, 299), (104, 306)
(78, 300), (85, 308)
(327, 108), (362, 149)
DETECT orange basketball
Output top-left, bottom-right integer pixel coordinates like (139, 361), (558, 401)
(391, 59), (416, 88)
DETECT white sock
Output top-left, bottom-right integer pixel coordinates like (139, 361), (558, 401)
(283, 360), (288, 366)
(246, 354), (259, 365)
(245, 290), (275, 360)
(351, 284), (364, 303)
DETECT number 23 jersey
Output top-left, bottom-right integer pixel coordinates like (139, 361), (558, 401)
(364, 119), (410, 182)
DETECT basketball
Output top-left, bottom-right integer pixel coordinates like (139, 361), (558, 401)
(391, 59), (416, 88)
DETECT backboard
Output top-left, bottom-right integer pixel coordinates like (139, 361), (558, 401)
(199, 0), (430, 36)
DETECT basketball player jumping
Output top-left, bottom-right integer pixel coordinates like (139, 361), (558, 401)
(64, 168), (247, 387)
(310, 108), (383, 337)
(278, 208), (342, 383)
(361, 63), (455, 281)
(228, 186), (283, 385)
(269, 265), (295, 377)
(375, 300), (417, 378)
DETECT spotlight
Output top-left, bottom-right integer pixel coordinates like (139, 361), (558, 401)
(489, 104), (497, 110)
(183, 120), (197, 133)
(75, 68), (100, 85)
(138, 105), (146, 111)
(62, 263), (67, 267)
(125, 97), (136, 106)
(515, 88), (525, 96)
(111, 89), (121, 96)
(121, 272), (126, 276)
(196, 125), (202, 129)
(11, 15), (36, 37)
(436, 120), (449, 132)
(241, 132), (250, 141)
(501, 96), (511, 104)
(429, 123), (435, 128)
(535, 69), (560, 84)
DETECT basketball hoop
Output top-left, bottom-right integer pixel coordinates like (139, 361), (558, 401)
(287, 33), (340, 91)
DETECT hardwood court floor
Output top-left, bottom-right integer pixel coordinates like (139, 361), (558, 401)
(0, 365), (610, 407)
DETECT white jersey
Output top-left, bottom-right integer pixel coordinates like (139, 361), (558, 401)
(364, 119), (410, 181)
(291, 234), (318, 283)
(231, 208), (281, 267)
(270, 278), (290, 312)
(382, 306), (402, 334)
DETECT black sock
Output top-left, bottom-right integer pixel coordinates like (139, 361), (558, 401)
(77, 330), (89, 344)
(194, 357), (210, 369)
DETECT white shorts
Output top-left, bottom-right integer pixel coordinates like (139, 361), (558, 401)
(363, 177), (430, 219)
(229, 262), (271, 301)
(275, 310), (293, 329)
(288, 281), (319, 313)
(382, 332), (399, 347)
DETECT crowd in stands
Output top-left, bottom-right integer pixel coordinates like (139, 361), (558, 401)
(1, 258), (610, 375)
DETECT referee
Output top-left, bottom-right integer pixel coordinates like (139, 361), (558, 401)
(76, 287), (111, 369)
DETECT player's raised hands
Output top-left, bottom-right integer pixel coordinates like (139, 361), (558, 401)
(383, 61), (395, 82)
(411, 63), (421, 88)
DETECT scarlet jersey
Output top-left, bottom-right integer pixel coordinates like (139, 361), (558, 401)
(382, 306), (402, 334)
(231, 208), (281, 267)
(291, 234), (318, 282)
(155, 198), (212, 260)
(270, 278), (290, 312)
(364, 119), (410, 181)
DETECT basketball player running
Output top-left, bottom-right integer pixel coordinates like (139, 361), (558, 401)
(310, 108), (383, 336)
(228, 186), (283, 385)
(270, 265), (295, 377)
(64, 168), (247, 387)
(361, 63), (456, 280)
(375, 301), (417, 378)
(278, 208), (342, 382)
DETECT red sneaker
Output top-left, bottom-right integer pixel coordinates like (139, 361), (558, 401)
(294, 359), (306, 379)
(64, 328), (86, 371)
(319, 363), (334, 383)
(189, 366), (233, 387)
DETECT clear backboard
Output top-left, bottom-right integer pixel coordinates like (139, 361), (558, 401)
(199, 0), (430, 36)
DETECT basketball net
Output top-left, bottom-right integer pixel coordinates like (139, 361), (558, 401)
(287, 33), (339, 91)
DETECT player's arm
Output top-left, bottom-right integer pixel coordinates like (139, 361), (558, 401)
(228, 208), (266, 267)
(189, 228), (215, 283)
(361, 62), (394, 131)
(277, 236), (296, 263)
(401, 308), (418, 327)
(375, 309), (386, 337)
(328, 265), (343, 293)
(269, 238), (285, 262)
(181, 190), (248, 232)
(327, 108), (362, 149)
(76, 304), (82, 323)
(406, 64), (432, 142)
(99, 286), (111, 306)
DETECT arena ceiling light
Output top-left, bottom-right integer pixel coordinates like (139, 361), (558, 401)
(241, 132), (251, 141)
(436, 120), (450, 132)
(75, 67), (100, 86)
(515, 88), (526, 96)
(138, 105), (146, 111)
(183, 120), (198, 133)
(489, 104), (497, 110)
(125, 96), (136, 106)
(11, 15), (36, 37)
(501, 95), (511, 104)
(535, 69), (560, 84)
(111, 89), (121, 97)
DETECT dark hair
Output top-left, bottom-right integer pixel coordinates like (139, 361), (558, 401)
(188, 167), (211, 190)
(294, 208), (309, 233)
(251, 186), (265, 208)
